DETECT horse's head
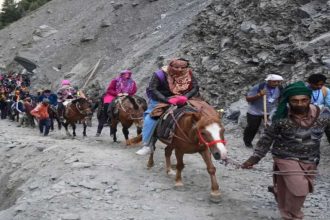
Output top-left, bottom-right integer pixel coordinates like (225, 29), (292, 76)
(192, 112), (227, 161)
(72, 98), (93, 117)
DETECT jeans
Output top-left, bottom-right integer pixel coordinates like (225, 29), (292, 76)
(142, 99), (159, 146)
(39, 118), (51, 136)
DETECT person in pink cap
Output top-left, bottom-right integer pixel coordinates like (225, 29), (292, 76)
(57, 79), (77, 120)
(95, 70), (137, 136)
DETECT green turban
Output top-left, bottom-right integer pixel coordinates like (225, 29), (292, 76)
(272, 81), (312, 121)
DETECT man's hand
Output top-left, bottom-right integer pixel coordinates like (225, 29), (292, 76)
(258, 89), (266, 97)
(241, 156), (261, 169)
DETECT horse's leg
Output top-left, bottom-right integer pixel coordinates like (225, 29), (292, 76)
(56, 116), (61, 130)
(147, 152), (154, 169)
(50, 117), (54, 131)
(72, 123), (76, 137)
(200, 150), (221, 200)
(83, 122), (87, 137)
(137, 126), (142, 135)
(122, 127), (130, 145)
(175, 150), (184, 187)
(63, 122), (71, 136)
(110, 121), (118, 142)
(165, 145), (175, 175)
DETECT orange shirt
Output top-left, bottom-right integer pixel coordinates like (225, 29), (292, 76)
(30, 103), (49, 120)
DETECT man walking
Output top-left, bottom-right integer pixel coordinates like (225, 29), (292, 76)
(242, 81), (330, 219)
(243, 74), (283, 148)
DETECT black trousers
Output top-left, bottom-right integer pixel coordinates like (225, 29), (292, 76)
(243, 113), (263, 146)
(96, 103), (109, 134)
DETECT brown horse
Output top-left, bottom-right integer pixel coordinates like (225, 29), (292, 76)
(146, 108), (227, 201)
(108, 95), (147, 145)
(62, 98), (93, 137)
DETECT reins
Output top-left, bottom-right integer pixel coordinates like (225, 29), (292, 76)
(169, 110), (195, 144)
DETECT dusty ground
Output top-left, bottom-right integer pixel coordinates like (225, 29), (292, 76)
(0, 118), (330, 220)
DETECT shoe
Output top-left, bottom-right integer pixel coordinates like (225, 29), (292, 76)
(136, 146), (151, 155)
(95, 133), (100, 137)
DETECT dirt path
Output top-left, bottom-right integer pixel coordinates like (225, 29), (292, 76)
(0, 119), (329, 220)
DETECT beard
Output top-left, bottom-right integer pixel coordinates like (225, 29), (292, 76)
(290, 105), (310, 114)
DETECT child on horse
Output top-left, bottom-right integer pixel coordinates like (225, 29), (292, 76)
(136, 58), (200, 155)
(95, 69), (137, 136)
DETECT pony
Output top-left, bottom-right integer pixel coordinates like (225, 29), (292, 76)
(108, 95), (147, 145)
(61, 97), (93, 137)
(143, 105), (227, 201)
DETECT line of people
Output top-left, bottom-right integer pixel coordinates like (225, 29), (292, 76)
(2, 60), (330, 219)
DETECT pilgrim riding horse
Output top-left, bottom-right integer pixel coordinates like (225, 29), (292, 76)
(136, 101), (227, 201)
(108, 95), (147, 145)
(61, 97), (93, 137)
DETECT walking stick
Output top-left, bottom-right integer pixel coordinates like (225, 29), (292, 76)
(263, 94), (268, 127)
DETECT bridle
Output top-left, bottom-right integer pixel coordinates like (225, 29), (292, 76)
(197, 130), (227, 148)
(169, 111), (227, 148)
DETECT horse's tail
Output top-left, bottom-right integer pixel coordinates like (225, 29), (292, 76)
(126, 96), (139, 110)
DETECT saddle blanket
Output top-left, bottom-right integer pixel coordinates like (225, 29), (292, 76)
(157, 105), (197, 145)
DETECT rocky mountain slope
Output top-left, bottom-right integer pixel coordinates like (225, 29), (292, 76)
(179, 0), (330, 106)
(0, 0), (211, 97)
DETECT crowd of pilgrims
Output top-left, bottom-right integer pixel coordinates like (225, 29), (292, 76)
(0, 70), (80, 134)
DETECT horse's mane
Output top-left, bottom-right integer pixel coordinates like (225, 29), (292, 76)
(72, 97), (86, 104)
(125, 96), (139, 110)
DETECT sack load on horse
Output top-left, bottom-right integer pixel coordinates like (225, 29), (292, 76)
(133, 58), (227, 201)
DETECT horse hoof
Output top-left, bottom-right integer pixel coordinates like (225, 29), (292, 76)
(125, 140), (131, 145)
(167, 169), (176, 176)
(210, 191), (221, 203)
(147, 162), (154, 169)
(175, 181), (184, 187)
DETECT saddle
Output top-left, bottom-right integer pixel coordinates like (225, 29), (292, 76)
(155, 104), (197, 145)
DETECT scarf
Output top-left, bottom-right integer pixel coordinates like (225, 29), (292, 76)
(165, 65), (192, 95)
(115, 72), (135, 94)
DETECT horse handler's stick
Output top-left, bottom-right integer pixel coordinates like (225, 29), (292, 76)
(263, 95), (268, 126)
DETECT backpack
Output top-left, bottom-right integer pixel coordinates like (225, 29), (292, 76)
(146, 70), (166, 99)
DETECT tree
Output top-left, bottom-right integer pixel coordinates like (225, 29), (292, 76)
(0, 0), (21, 26)
(0, 0), (52, 29)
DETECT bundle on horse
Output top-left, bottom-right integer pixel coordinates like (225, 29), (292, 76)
(108, 95), (147, 145)
(61, 97), (93, 137)
(131, 100), (227, 201)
